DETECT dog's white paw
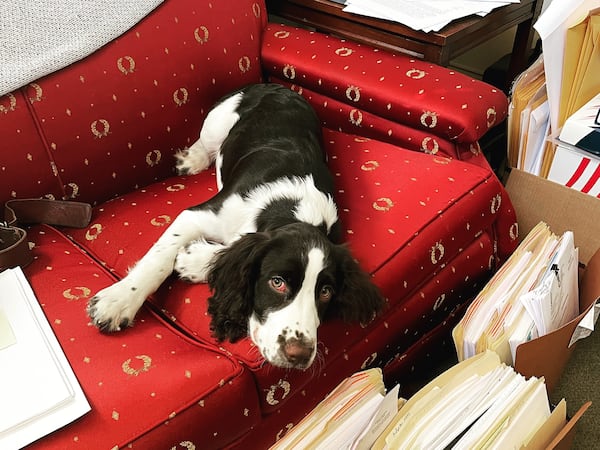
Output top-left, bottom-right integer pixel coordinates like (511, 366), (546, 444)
(87, 280), (147, 332)
(175, 141), (212, 175)
(175, 239), (224, 283)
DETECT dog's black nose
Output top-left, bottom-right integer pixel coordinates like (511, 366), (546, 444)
(283, 339), (314, 366)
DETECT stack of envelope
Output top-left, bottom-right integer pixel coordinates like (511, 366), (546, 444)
(271, 351), (580, 449)
(452, 221), (580, 366)
(508, 1), (600, 192)
(269, 368), (402, 450)
(507, 54), (549, 174)
(372, 351), (555, 450)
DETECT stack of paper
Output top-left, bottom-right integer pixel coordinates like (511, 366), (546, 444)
(507, 54), (550, 175)
(0, 267), (90, 450)
(372, 351), (558, 450)
(511, 2), (600, 180)
(342, 0), (519, 33)
(269, 368), (401, 450)
(452, 222), (580, 366)
(275, 352), (569, 449)
(552, 9), (600, 131)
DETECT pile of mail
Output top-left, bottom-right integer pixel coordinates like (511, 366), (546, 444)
(269, 368), (401, 450)
(452, 222), (580, 366)
(508, 1), (600, 195)
(271, 352), (573, 450)
(372, 351), (556, 450)
(341, 0), (519, 32)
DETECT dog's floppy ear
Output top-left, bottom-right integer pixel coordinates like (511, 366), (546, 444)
(330, 244), (384, 324)
(207, 232), (270, 342)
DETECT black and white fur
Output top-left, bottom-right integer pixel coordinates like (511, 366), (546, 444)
(87, 84), (383, 369)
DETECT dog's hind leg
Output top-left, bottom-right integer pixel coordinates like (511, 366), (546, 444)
(176, 92), (243, 181)
(175, 139), (214, 176)
(87, 208), (217, 332)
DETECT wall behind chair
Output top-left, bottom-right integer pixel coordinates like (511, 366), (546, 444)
(449, 27), (517, 79)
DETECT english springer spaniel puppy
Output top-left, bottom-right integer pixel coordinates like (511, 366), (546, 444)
(87, 83), (383, 369)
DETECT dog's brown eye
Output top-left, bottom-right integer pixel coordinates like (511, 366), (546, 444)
(269, 276), (287, 293)
(319, 285), (333, 302)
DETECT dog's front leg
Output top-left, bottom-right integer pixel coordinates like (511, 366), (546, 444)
(87, 209), (206, 332)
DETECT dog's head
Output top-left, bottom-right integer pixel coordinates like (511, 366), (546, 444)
(207, 222), (383, 369)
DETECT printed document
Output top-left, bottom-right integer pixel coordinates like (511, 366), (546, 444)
(453, 222), (581, 365)
(343, 0), (518, 32)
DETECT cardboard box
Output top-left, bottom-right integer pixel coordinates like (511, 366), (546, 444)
(505, 168), (600, 265)
(505, 168), (600, 449)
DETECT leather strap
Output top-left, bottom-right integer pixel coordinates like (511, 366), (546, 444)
(0, 226), (31, 270)
(1, 199), (92, 271)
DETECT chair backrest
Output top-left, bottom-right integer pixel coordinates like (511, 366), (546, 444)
(0, 0), (267, 204)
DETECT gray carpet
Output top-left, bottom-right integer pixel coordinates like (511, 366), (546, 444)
(552, 322), (600, 449)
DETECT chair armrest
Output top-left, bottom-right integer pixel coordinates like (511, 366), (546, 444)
(261, 24), (508, 146)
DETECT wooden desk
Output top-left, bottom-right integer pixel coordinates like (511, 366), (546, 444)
(267, 0), (542, 89)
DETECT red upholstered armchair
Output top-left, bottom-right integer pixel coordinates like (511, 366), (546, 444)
(1, 0), (518, 448)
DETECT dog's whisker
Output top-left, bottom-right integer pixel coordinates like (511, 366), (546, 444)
(307, 350), (326, 377)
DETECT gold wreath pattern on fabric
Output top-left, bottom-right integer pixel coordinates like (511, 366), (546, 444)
(173, 88), (189, 106)
(372, 197), (394, 212)
(91, 119), (110, 138)
(27, 83), (43, 103)
(170, 442), (196, 450)
(266, 379), (291, 406)
(1, 93), (17, 113)
(430, 241), (445, 265)
(361, 160), (380, 171)
(63, 287), (92, 300)
(146, 150), (162, 167)
(122, 354), (153, 376)
(151, 215), (172, 227)
(117, 56), (136, 75)
(194, 26), (209, 45)
(85, 224), (103, 241)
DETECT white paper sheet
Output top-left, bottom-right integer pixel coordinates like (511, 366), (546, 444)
(343, 0), (516, 32)
(520, 232), (579, 336)
(0, 267), (90, 450)
(533, 0), (599, 134)
(569, 300), (600, 347)
(352, 384), (399, 450)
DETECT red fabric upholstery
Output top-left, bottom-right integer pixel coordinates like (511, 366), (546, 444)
(22, 226), (260, 450)
(0, 89), (65, 201)
(261, 24), (508, 146)
(0, 0), (518, 448)
(16, 0), (266, 205)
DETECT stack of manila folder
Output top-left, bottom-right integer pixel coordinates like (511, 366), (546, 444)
(508, 2), (600, 194)
(270, 353), (589, 450)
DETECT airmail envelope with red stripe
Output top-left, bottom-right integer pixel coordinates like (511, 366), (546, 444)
(548, 144), (600, 197)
